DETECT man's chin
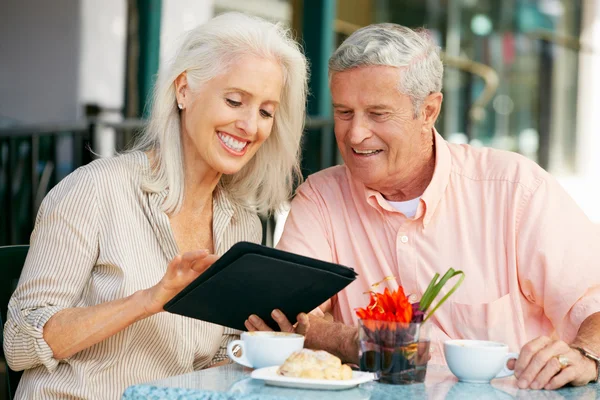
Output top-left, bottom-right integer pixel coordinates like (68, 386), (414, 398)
(346, 169), (382, 188)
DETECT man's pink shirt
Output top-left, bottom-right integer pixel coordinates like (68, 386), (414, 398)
(277, 131), (600, 363)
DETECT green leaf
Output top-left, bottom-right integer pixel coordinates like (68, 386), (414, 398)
(419, 268), (463, 313)
(419, 272), (440, 311)
(423, 269), (465, 322)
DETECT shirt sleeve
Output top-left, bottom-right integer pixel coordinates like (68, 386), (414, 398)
(516, 175), (600, 342)
(3, 167), (99, 372)
(276, 179), (334, 263)
(204, 327), (239, 368)
(276, 179), (337, 314)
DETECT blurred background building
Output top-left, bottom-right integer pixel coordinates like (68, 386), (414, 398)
(1, 0), (599, 249)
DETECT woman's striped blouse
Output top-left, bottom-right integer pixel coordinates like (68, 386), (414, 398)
(3, 152), (262, 399)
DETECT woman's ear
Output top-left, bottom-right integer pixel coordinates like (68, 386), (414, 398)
(174, 72), (188, 109)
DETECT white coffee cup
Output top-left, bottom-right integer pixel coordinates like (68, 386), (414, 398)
(227, 331), (304, 369)
(444, 340), (519, 383)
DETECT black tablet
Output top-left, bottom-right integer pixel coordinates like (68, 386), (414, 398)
(163, 242), (357, 331)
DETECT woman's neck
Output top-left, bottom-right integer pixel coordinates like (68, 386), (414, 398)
(181, 157), (221, 213)
(179, 129), (222, 211)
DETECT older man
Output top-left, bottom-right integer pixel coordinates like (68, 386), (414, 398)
(246, 23), (600, 390)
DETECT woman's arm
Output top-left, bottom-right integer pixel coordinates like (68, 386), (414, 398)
(43, 291), (149, 360)
(4, 167), (217, 371)
(42, 251), (217, 361)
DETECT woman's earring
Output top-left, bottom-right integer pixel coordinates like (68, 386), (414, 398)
(177, 103), (184, 110)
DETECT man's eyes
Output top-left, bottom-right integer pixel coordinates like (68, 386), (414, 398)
(371, 112), (390, 120)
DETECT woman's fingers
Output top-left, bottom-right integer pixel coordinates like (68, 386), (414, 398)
(147, 251), (217, 314)
(163, 251), (215, 290)
(164, 254), (183, 279)
(176, 250), (219, 275)
(180, 250), (208, 269)
(190, 254), (218, 273)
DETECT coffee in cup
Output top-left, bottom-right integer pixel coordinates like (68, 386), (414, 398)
(444, 340), (519, 383)
(227, 331), (304, 369)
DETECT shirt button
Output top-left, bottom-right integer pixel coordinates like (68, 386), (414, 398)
(400, 235), (409, 243)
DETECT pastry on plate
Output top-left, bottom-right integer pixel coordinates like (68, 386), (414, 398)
(277, 349), (353, 380)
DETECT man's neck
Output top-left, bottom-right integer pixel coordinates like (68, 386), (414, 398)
(376, 141), (436, 202)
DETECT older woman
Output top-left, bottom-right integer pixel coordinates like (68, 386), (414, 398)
(3, 12), (307, 399)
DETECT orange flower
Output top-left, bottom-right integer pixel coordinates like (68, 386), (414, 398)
(355, 286), (413, 323)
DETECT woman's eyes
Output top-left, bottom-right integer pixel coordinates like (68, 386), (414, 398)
(226, 98), (242, 107)
(260, 110), (273, 119)
(227, 98), (273, 119)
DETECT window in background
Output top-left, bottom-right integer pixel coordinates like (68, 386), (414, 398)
(338, 0), (582, 174)
(213, 0), (291, 24)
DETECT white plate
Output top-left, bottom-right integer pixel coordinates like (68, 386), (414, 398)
(250, 366), (375, 390)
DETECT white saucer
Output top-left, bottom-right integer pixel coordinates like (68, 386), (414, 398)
(250, 366), (375, 390)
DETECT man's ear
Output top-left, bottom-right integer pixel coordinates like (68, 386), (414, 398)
(174, 72), (189, 108)
(420, 92), (443, 132)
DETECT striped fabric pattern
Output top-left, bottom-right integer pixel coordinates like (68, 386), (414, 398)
(3, 152), (262, 399)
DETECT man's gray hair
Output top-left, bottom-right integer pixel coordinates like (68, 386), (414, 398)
(329, 23), (443, 116)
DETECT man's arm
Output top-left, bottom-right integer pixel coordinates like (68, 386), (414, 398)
(303, 314), (358, 364)
(512, 173), (600, 390)
(246, 311), (359, 364)
(572, 311), (600, 354)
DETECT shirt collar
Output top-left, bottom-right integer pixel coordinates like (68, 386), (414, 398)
(351, 129), (451, 228)
(419, 129), (451, 227)
(212, 186), (236, 254)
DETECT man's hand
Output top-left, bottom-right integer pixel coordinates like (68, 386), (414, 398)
(510, 336), (597, 390)
(245, 309), (359, 364)
(245, 309), (310, 335)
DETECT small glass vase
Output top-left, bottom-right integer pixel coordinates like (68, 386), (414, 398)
(358, 320), (431, 384)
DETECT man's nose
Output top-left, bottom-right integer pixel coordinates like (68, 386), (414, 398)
(347, 116), (372, 144)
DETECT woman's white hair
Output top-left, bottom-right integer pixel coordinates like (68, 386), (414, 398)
(131, 12), (307, 215)
(329, 23), (443, 117)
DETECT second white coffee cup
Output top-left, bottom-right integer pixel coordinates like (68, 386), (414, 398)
(227, 331), (304, 369)
(444, 339), (519, 383)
